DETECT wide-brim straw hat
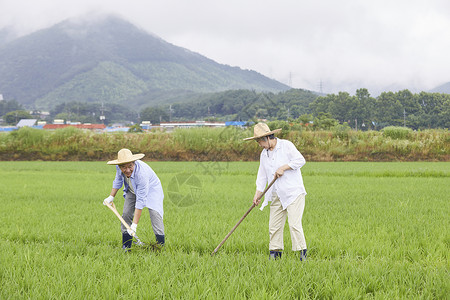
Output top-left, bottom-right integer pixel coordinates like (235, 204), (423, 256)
(244, 122), (282, 141)
(107, 148), (145, 165)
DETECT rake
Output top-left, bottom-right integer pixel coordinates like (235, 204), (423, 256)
(211, 176), (277, 256)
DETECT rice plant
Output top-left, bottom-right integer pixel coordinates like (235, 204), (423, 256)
(0, 161), (448, 298)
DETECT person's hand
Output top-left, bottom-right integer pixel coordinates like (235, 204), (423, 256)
(253, 195), (261, 206)
(103, 195), (114, 206)
(275, 168), (285, 178)
(253, 190), (263, 206)
(127, 223), (138, 236)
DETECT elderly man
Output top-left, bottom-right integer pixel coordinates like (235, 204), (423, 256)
(244, 123), (308, 260)
(103, 148), (165, 250)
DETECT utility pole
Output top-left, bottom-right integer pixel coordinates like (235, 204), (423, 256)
(403, 109), (406, 127)
(169, 104), (173, 122)
(100, 102), (105, 124)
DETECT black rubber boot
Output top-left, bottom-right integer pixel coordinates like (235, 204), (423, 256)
(155, 234), (165, 246)
(122, 232), (133, 251)
(269, 250), (282, 260)
(299, 249), (307, 261)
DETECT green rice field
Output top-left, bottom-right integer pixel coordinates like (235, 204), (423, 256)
(0, 161), (449, 299)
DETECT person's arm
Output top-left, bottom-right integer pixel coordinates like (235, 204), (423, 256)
(110, 188), (119, 197)
(132, 208), (142, 224)
(285, 140), (306, 170)
(127, 208), (142, 236)
(131, 162), (148, 226)
(103, 188), (120, 205)
(275, 164), (292, 178)
(253, 161), (268, 206)
(104, 166), (125, 205)
(253, 190), (263, 206)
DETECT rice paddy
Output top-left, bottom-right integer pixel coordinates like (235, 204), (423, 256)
(0, 161), (448, 299)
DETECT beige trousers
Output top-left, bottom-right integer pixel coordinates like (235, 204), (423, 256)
(269, 193), (306, 251)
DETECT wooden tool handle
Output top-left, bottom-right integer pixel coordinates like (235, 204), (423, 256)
(211, 176), (278, 256)
(105, 202), (140, 240)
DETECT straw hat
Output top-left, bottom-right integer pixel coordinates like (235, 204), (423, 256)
(244, 123), (282, 141)
(107, 148), (145, 165)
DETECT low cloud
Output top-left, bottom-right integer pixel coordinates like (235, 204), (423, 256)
(1, 0), (449, 94)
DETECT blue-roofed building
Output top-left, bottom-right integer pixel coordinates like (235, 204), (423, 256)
(104, 126), (130, 132)
(225, 121), (248, 127)
(0, 126), (17, 132)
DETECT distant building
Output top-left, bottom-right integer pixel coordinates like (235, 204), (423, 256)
(0, 126), (17, 132)
(36, 111), (50, 119)
(140, 121), (152, 130)
(0, 94), (3, 101)
(43, 124), (106, 131)
(104, 126), (130, 132)
(17, 119), (37, 128)
(225, 121), (248, 127)
(159, 121), (226, 130)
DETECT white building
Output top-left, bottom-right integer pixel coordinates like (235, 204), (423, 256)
(159, 121), (226, 130)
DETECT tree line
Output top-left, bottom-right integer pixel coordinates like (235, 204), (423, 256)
(309, 89), (449, 130)
(1, 88), (449, 130)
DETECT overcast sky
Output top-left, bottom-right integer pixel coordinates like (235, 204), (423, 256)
(1, 0), (449, 95)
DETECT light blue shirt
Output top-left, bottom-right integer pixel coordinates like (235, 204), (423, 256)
(112, 160), (164, 217)
(256, 138), (306, 211)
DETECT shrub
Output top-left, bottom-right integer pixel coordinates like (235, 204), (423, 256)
(8, 127), (45, 149)
(332, 123), (351, 140)
(382, 126), (412, 140)
(0, 127), (448, 161)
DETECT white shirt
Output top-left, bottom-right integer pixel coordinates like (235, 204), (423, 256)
(256, 138), (306, 211)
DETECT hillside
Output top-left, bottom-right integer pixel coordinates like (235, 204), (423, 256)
(429, 82), (450, 94)
(0, 27), (17, 47)
(0, 15), (289, 110)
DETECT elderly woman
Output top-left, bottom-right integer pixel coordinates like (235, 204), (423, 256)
(245, 123), (308, 260)
(103, 148), (165, 250)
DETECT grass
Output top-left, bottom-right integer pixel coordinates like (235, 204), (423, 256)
(0, 161), (449, 298)
(1, 126), (449, 161)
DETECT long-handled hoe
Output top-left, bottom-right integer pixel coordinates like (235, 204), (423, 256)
(105, 202), (161, 252)
(211, 177), (277, 256)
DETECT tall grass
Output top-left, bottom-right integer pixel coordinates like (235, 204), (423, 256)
(382, 126), (412, 139)
(0, 126), (448, 161)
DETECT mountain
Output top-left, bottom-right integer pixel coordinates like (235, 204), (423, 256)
(0, 27), (18, 47)
(0, 15), (290, 110)
(429, 82), (450, 94)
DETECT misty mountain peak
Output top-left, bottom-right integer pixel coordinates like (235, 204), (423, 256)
(0, 14), (289, 110)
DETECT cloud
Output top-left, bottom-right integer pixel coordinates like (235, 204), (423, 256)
(1, 0), (449, 94)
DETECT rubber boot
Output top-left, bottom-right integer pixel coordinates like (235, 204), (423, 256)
(269, 250), (282, 260)
(155, 234), (165, 246)
(299, 249), (307, 261)
(122, 232), (133, 251)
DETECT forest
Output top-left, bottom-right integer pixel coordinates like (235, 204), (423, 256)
(1, 88), (449, 130)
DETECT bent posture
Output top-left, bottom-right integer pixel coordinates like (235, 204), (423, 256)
(104, 148), (165, 250)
